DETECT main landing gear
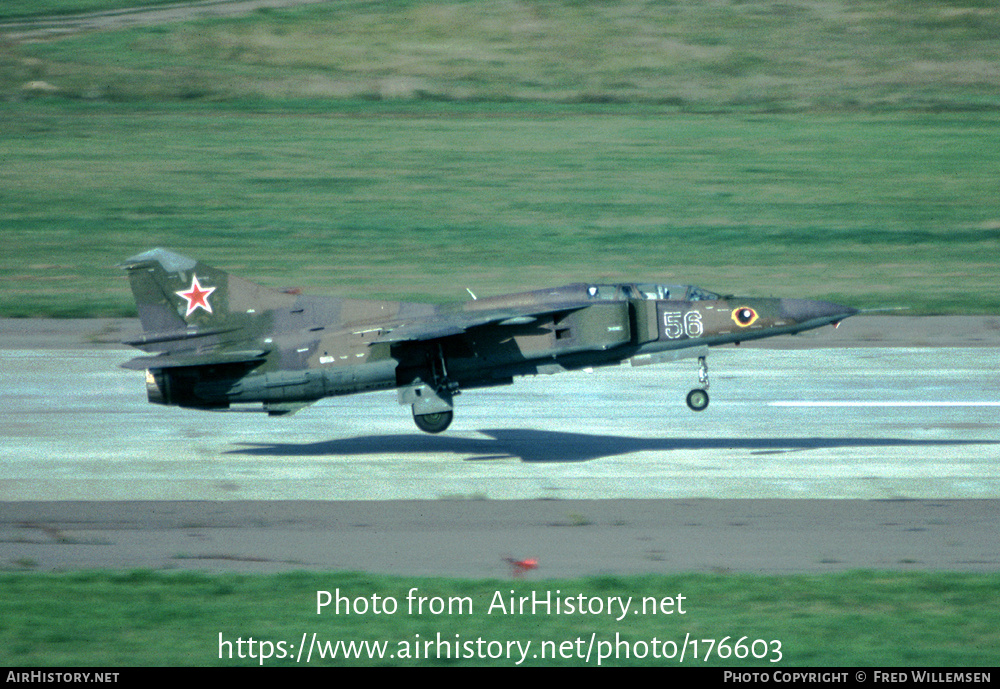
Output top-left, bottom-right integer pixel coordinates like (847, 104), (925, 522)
(408, 344), (457, 434)
(413, 409), (453, 434)
(686, 355), (710, 412)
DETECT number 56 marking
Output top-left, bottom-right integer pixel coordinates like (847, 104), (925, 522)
(663, 311), (704, 339)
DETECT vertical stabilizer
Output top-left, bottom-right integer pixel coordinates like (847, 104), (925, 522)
(119, 248), (292, 334)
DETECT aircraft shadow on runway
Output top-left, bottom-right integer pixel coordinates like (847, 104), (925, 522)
(230, 430), (998, 464)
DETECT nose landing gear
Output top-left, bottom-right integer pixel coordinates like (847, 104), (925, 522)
(686, 388), (709, 412)
(686, 356), (710, 411)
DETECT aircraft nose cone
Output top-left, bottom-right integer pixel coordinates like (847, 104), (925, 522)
(780, 299), (859, 325)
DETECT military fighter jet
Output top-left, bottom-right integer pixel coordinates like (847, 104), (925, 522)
(120, 249), (857, 433)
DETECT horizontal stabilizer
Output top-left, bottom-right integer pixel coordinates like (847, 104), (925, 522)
(121, 349), (267, 371)
(123, 325), (242, 348)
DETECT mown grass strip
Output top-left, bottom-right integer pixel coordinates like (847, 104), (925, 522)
(2, 102), (997, 317)
(1, 570), (998, 666)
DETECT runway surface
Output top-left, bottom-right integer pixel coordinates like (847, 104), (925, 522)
(3, 346), (998, 501)
(2, 318), (998, 574)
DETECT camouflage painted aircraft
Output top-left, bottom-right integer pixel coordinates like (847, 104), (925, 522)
(120, 249), (857, 433)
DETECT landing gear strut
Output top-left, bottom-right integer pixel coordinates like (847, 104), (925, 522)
(686, 356), (710, 412)
(406, 344), (457, 433)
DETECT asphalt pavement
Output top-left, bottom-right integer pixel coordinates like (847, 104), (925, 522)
(1, 317), (997, 574)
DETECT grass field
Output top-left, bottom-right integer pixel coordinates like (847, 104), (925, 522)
(2, 1), (998, 317)
(2, 102), (998, 316)
(4, 0), (1000, 110)
(2, 1), (999, 317)
(1, 569), (998, 666)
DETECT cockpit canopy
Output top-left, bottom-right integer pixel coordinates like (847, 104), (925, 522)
(586, 283), (721, 302)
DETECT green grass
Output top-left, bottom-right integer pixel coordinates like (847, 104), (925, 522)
(0, 0), (181, 21)
(4, 0), (1000, 110)
(1, 102), (997, 317)
(1, 1), (997, 317)
(1, 570), (997, 666)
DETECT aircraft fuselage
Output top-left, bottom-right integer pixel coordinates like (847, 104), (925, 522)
(121, 250), (857, 432)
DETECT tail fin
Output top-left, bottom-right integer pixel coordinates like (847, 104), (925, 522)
(120, 248), (292, 334)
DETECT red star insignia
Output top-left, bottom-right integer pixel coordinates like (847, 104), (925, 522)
(176, 275), (216, 317)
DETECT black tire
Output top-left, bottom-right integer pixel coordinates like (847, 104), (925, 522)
(413, 410), (453, 434)
(686, 388), (709, 412)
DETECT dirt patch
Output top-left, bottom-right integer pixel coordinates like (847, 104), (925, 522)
(0, 0), (328, 40)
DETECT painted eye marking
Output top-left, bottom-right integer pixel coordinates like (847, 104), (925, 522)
(732, 307), (759, 327)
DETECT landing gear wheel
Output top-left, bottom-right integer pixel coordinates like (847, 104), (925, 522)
(413, 410), (453, 434)
(686, 388), (710, 412)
